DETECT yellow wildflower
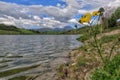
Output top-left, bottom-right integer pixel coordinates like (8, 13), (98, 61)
(79, 13), (92, 24)
(92, 11), (100, 16)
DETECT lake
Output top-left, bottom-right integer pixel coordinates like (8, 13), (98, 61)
(0, 35), (82, 79)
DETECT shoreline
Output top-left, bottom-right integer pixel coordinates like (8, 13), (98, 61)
(56, 28), (120, 80)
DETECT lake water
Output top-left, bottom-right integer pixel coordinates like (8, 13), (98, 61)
(0, 35), (82, 79)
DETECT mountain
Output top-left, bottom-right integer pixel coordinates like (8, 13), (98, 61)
(54, 26), (74, 31)
(32, 25), (74, 32)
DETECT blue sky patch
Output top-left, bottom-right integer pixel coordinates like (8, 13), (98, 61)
(0, 0), (67, 6)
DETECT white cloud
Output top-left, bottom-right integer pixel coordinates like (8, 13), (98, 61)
(78, 9), (88, 14)
(108, 0), (120, 7)
(33, 16), (41, 20)
(68, 19), (78, 23)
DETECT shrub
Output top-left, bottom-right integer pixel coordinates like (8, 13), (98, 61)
(91, 53), (120, 80)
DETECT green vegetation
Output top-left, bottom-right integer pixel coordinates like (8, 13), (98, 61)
(0, 23), (92, 35)
(0, 65), (40, 77)
(57, 64), (68, 78)
(57, 27), (120, 80)
(108, 7), (120, 28)
(0, 24), (76, 35)
(100, 33), (120, 44)
(91, 53), (120, 80)
(0, 24), (40, 35)
(77, 26), (120, 42)
(62, 26), (90, 34)
(36, 30), (62, 35)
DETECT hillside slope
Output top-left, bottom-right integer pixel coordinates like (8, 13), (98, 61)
(0, 24), (40, 35)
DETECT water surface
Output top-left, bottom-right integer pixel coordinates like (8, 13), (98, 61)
(0, 35), (82, 79)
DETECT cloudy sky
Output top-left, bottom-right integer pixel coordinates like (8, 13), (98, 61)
(0, 0), (120, 29)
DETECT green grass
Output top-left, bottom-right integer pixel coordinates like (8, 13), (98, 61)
(18, 29), (36, 34)
(57, 64), (68, 78)
(76, 55), (87, 67)
(104, 26), (120, 33)
(0, 24), (40, 35)
(100, 33), (120, 44)
(76, 25), (102, 42)
(0, 64), (40, 77)
(77, 26), (120, 42)
(0, 29), (37, 35)
(77, 34), (90, 42)
(0, 30), (20, 35)
(91, 53), (120, 80)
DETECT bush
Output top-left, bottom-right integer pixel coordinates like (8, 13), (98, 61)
(91, 53), (120, 80)
(108, 7), (120, 27)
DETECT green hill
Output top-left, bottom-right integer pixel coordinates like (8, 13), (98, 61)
(0, 24), (40, 35)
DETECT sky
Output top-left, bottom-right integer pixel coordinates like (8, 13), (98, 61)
(0, 0), (120, 29)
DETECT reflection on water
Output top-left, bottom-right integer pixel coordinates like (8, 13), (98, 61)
(0, 35), (82, 79)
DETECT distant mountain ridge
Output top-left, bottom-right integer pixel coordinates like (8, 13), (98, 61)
(32, 25), (74, 32)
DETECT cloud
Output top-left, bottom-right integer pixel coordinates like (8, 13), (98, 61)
(68, 19), (78, 24)
(0, 0), (120, 29)
(0, 0), (81, 28)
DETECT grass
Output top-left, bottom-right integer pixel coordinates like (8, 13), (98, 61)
(77, 26), (120, 42)
(0, 64), (40, 77)
(57, 64), (67, 78)
(0, 29), (37, 35)
(0, 30), (20, 35)
(76, 55), (88, 67)
(100, 33), (120, 44)
(0, 24), (39, 35)
(104, 26), (120, 33)
(91, 53), (120, 80)
(18, 29), (36, 34)
(78, 30), (120, 52)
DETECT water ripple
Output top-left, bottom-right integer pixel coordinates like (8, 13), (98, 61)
(0, 35), (82, 79)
